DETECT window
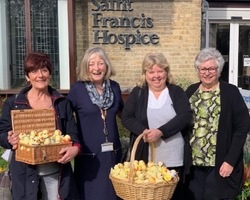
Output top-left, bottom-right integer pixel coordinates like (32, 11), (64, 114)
(0, 0), (70, 90)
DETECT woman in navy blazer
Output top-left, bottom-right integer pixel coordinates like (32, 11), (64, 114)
(67, 47), (123, 200)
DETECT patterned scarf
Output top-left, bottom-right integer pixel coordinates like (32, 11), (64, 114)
(85, 80), (114, 110)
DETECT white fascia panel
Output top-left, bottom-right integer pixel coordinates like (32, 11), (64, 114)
(208, 8), (250, 20)
(0, 0), (10, 89)
(58, 0), (70, 90)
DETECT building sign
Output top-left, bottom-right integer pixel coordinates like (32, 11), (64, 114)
(91, 0), (160, 50)
(244, 56), (250, 67)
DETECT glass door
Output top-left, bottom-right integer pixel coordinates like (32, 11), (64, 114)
(209, 23), (230, 82)
(238, 24), (250, 90)
(208, 22), (250, 90)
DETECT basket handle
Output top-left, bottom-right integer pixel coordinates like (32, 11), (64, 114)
(129, 133), (155, 183)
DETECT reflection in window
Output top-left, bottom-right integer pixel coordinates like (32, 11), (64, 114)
(8, 0), (25, 88)
(8, 0), (59, 89)
(209, 23), (229, 82)
(239, 25), (250, 90)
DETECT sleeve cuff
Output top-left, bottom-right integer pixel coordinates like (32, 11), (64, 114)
(73, 143), (81, 155)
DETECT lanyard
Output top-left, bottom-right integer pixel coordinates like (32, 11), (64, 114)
(100, 108), (109, 142)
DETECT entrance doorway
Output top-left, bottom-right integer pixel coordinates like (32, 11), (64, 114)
(209, 23), (250, 90)
(206, 8), (250, 90)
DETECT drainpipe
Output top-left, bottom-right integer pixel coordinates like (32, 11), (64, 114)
(202, 0), (209, 48)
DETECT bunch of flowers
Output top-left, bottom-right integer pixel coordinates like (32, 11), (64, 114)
(110, 160), (177, 184)
(0, 167), (7, 173)
(236, 177), (250, 200)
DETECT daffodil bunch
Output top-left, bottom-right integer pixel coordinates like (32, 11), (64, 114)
(110, 160), (177, 184)
(236, 177), (250, 200)
(19, 129), (71, 146)
(0, 167), (7, 173)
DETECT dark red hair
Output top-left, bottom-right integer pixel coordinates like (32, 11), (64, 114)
(24, 52), (52, 76)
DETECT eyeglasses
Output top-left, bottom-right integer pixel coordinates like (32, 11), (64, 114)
(198, 67), (218, 74)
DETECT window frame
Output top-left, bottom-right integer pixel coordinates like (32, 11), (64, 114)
(0, 0), (76, 92)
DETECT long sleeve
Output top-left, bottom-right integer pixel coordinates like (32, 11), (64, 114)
(0, 97), (15, 149)
(219, 83), (250, 167)
(121, 86), (148, 136)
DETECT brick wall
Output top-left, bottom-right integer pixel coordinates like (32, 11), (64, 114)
(75, 0), (201, 91)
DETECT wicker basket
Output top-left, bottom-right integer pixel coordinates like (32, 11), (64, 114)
(110, 134), (179, 200)
(11, 109), (72, 165)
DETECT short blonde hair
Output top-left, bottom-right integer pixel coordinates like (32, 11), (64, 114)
(137, 52), (173, 87)
(77, 47), (116, 81)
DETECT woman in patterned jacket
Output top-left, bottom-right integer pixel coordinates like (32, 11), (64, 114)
(186, 47), (250, 200)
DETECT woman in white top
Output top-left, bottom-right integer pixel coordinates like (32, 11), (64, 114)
(121, 52), (192, 200)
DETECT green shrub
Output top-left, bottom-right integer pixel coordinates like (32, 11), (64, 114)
(236, 175), (250, 200)
(0, 147), (8, 171)
(117, 117), (130, 158)
(174, 76), (193, 90)
(117, 117), (130, 138)
(0, 97), (8, 170)
(244, 135), (250, 165)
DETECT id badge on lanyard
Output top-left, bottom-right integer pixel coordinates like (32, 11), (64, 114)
(100, 109), (114, 152)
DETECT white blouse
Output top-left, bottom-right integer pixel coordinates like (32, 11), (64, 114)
(147, 88), (184, 167)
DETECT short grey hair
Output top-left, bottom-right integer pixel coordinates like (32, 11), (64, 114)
(194, 47), (225, 73)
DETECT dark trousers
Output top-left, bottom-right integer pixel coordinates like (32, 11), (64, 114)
(168, 166), (184, 200)
(186, 166), (235, 200)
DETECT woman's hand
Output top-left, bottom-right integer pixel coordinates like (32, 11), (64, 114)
(219, 162), (234, 178)
(57, 146), (79, 164)
(143, 129), (163, 143)
(7, 130), (19, 150)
